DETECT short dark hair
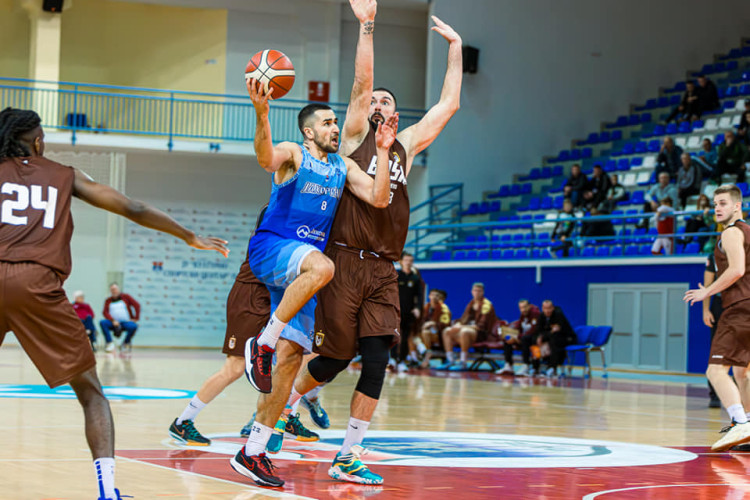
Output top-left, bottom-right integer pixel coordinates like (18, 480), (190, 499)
(437, 289), (447, 300)
(714, 184), (743, 203)
(373, 87), (397, 109)
(297, 103), (332, 134)
(400, 251), (413, 260)
(593, 164), (602, 170)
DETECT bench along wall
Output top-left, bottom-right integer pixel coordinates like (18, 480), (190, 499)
(417, 258), (708, 374)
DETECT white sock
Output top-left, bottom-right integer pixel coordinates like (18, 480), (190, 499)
(446, 351), (455, 363)
(306, 384), (323, 400)
(257, 313), (287, 349)
(728, 404), (749, 424)
(415, 339), (426, 355)
(340, 417), (369, 455)
(460, 351), (468, 363)
(94, 458), (116, 500)
(287, 387), (303, 411)
(244, 421), (274, 456)
(176, 395), (206, 424)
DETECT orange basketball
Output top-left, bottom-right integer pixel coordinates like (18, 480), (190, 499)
(244, 49), (295, 100)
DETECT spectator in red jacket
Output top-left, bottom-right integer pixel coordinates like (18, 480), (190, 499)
(100, 283), (141, 352)
(497, 299), (541, 376)
(72, 291), (98, 351)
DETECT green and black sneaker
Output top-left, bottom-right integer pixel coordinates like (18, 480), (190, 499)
(285, 413), (320, 442)
(169, 418), (211, 446)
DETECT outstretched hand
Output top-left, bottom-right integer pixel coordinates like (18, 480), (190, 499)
(430, 15), (461, 44)
(350, 0), (377, 23)
(187, 234), (230, 258)
(376, 113), (399, 150)
(246, 78), (275, 114)
(684, 283), (708, 306)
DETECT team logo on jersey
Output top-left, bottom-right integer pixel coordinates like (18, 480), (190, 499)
(300, 182), (342, 198)
(228, 335), (236, 349)
(315, 331), (325, 347)
(367, 155), (406, 185)
(296, 225), (310, 239)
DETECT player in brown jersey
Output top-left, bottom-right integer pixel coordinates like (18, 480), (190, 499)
(685, 184), (750, 451)
(0, 107), (228, 500)
(281, 16), (463, 484)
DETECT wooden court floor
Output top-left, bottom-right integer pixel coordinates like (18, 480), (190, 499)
(1, 345), (747, 499)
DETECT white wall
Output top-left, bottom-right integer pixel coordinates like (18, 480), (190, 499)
(419, 0), (750, 204)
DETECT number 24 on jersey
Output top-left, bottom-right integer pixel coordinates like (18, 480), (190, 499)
(1, 182), (58, 229)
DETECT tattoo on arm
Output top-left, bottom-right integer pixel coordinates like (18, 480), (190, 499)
(363, 21), (374, 35)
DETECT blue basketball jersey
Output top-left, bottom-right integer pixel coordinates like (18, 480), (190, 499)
(256, 144), (348, 251)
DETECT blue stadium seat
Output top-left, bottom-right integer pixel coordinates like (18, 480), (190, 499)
(611, 245), (624, 256)
(582, 147), (593, 158)
(641, 113), (652, 123)
(531, 249), (541, 259)
(527, 197), (541, 211)
(581, 247), (595, 257)
(657, 97), (669, 107)
(540, 197), (553, 210)
(724, 101), (735, 110)
(628, 115), (640, 126)
(512, 234), (525, 247)
(596, 247), (610, 257)
(558, 150), (571, 162)
(630, 191), (645, 205)
(639, 244), (652, 255)
(528, 167), (542, 180)
(684, 242), (700, 254)
(715, 133), (725, 145)
(475, 235), (488, 248)
(665, 123), (678, 134)
(491, 250), (503, 260)
(611, 130), (622, 141)
(631, 157), (643, 168)
(541, 166), (552, 178)
(477, 250), (489, 260)
(621, 143), (635, 155)
(510, 184), (521, 196)
(634, 141), (647, 154)
(585, 132), (599, 144)
(601, 131), (613, 142)
(617, 158), (630, 171)
(552, 165), (564, 177)
(669, 95), (680, 105)
(728, 60), (739, 71)
(489, 201), (501, 212)
(678, 122), (691, 134)
(647, 139), (661, 152)
(570, 149), (582, 161)
(624, 245), (639, 256)
(466, 250), (479, 260)
(604, 159), (617, 172)
(516, 249), (529, 259)
(652, 125), (666, 137)
(454, 251), (467, 261)
(478, 202), (490, 214)
(740, 84), (750, 96)
(502, 249), (514, 259)
(521, 183), (532, 194)
(611, 210), (624, 225)
(737, 182), (750, 197)
(499, 185), (510, 197)
(625, 209), (639, 224)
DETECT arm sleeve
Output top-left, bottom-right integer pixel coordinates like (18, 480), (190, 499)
(459, 302), (473, 324)
(85, 304), (95, 318)
(124, 294), (141, 321)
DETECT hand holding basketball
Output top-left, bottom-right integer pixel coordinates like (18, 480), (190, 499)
(376, 113), (399, 150)
(246, 78), (273, 115)
(430, 15), (461, 45)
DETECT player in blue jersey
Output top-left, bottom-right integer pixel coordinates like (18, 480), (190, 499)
(230, 73), (398, 486)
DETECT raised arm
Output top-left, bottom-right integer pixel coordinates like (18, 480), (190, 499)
(72, 169), (229, 257)
(398, 15), (462, 174)
(247, 78), (300, 174)
(340, 0), (377, 155)
(344, 113), (399, 208)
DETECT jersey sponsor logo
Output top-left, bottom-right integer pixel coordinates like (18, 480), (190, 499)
(296, 225), (326, 242)
(300, 181), (342, 199)
(315, 331), (325, 347)
(228, 335), (236, 349)
(366, 155), (407, 185)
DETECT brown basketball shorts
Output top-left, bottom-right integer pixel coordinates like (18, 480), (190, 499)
(222, 274), (271, 357)
(709, 299), (750, 366)
(0, 261), (96, 388)
(313, 245), (400, 360)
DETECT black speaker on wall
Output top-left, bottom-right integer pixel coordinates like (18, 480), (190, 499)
(42, 0), (64, 13)
(462, 45), (479, 74)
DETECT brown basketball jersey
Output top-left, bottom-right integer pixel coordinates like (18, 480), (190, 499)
(0, 157), (75, 279)
(329, 123), (409, 261)
(715, 219), (750, 308)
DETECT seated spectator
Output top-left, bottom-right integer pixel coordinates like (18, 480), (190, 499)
(666, 80), (700, 123)
(100, 282), (140, 352)
(582, 164), (611, 209)
(72, 291), (98, 351)
(738, 107), (750, 146)
(677, 153), (702, 209)
(440, 283), (497, 371)
(651, 197), (675, 255)
(655, 137), (683, 179)
(563, 163), (588, 207)
(639, 172), (678, 229)
(696, 74), (721, 116)
(536, 300), (576, 377)
(599, 174), (627, 213)
(497, 299), (540, 376)
(714, 131), (748, 183)
(695, 138), (717, 176)
(682, 194), (712, 247)
(550, 199), (576, 257)
(580, 207), (615, 242)
(418, 289), (452, 368)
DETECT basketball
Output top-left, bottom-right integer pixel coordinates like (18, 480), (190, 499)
(244, 49), (295, 100)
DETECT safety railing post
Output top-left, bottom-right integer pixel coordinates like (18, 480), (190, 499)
(71, 84), (78, 146)
(168, 92), (174, 151)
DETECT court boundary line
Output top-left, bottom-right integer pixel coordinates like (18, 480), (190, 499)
(582, 483), (748, 499)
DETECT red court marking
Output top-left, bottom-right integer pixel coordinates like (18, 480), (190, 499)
(117, 447), (750, 499)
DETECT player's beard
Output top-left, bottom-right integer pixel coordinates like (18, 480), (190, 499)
(314, 131), (338, 153)
(369, 112), (385, 126)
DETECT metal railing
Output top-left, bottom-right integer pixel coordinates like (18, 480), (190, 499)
(0, 77), (425, 151)
(406, 208), (724, 259)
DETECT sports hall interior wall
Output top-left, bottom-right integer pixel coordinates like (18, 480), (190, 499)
(0, 0), (31, 79)
(419, 263), (709, 374)
(418, 0), (750, 205)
